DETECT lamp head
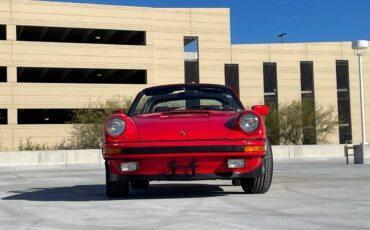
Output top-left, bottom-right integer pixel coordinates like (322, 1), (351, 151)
(352, 40), (368, 55)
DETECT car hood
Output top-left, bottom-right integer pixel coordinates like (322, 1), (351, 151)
(132, 111), (239, 142)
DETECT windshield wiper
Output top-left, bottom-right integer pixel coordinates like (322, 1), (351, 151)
(188, 105), (235, 111)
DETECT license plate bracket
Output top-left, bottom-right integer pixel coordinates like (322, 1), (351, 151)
(169, 159), (198, 176)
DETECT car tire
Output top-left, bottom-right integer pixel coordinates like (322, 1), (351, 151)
(130, 181), (150, 189)
(240, 143), (273, 194)
(105, 161), (129, 197)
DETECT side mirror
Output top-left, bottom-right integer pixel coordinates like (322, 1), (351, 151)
(112, 109), (125, 115)
(252, 105), (269, 116)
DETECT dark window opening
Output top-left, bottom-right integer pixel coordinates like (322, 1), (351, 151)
(264, 95), (278, 108)
(336, 60), (352, 144)
(18, 109), (75, 124)
(339, 125), (352, 145)
(184, 37), (199, 83)
(225, 64), (239, 95)
(300, 61), (316, 144)
(263, 62), (278, 106)
(301, 98), (317, 145)
(184, 37), (199, 54)
(16, 26), (146, 45)
(0, 67), (6, 82)
(17, 109), (104, 124)
(185, 61), (199, 83)
(0, 109), (7, 125)
(263, 62), (279, 145)
(300, 61), (315, 95)
(0, 25), (5, 40)
(338, 96), (351, 124)
(17, 67), (147, 84)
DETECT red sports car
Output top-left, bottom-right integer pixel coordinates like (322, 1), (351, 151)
(103, 84), (273, 197)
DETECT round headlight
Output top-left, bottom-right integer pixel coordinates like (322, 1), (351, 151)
(106, 118), (126, 136)
(239, 113), (260, 133)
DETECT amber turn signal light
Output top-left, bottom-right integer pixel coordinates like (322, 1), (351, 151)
(244, 145), (265, 152)
(103, 148), (122, 155)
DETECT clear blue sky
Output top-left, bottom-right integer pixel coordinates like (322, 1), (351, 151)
(52, 0), (370, 44)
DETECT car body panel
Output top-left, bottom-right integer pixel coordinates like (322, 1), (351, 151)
(132, 111), (237, 141)
(107, 156), (263, 177)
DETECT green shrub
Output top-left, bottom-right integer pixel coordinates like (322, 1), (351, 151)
(65, 96), (133, 149)
(18, 138), (50, 151)
(265, 100), (337, 145)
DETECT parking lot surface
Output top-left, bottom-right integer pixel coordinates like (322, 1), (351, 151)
(1, 160), (370, 230)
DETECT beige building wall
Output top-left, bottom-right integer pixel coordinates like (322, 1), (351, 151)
(1, 0), (154, 149)
(153, 8), (231, 86)
(232, 42), (370, 144)
(0, 0), (369, 149)
(0, 0), (232, 150)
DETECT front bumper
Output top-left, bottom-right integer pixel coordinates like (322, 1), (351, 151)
(104, 139), (266, 181)
(108, 163), (265, 181)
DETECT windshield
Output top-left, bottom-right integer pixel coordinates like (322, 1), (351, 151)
(128, 85), (244, 116)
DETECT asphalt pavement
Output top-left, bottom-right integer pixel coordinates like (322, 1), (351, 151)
(1, 160), (370, 230)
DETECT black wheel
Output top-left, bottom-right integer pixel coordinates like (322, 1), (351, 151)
(130, 181), (150, 189)
(105, 161), (129, 197)
(240, 143), (273, 194)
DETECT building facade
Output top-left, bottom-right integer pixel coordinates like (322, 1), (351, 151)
(0, 0), (369, 150)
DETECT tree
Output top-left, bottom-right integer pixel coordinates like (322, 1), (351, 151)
(265, 100), (337, 145)
(264, 104), (280, 145)
(59, 96), (132, 149)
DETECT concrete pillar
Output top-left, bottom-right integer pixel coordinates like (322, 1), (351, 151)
(6, 24), (16, 41)
(147, 69), (155, 85)
(146, 31), (154, 46)
(7, 108), (17, 125)
(7, 66), (16, 82)
(8, 108), (16, 150)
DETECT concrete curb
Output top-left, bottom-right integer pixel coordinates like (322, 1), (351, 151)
(0, 149), (103, 167)
(0, 144), (366, 167)
(272, 144), (347, 160)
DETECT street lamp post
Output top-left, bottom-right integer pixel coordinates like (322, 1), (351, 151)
(278, 33), (287, 43)
(352, 40), (369, 164)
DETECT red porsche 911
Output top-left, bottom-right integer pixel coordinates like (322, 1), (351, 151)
(102, 84), (273, 197)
